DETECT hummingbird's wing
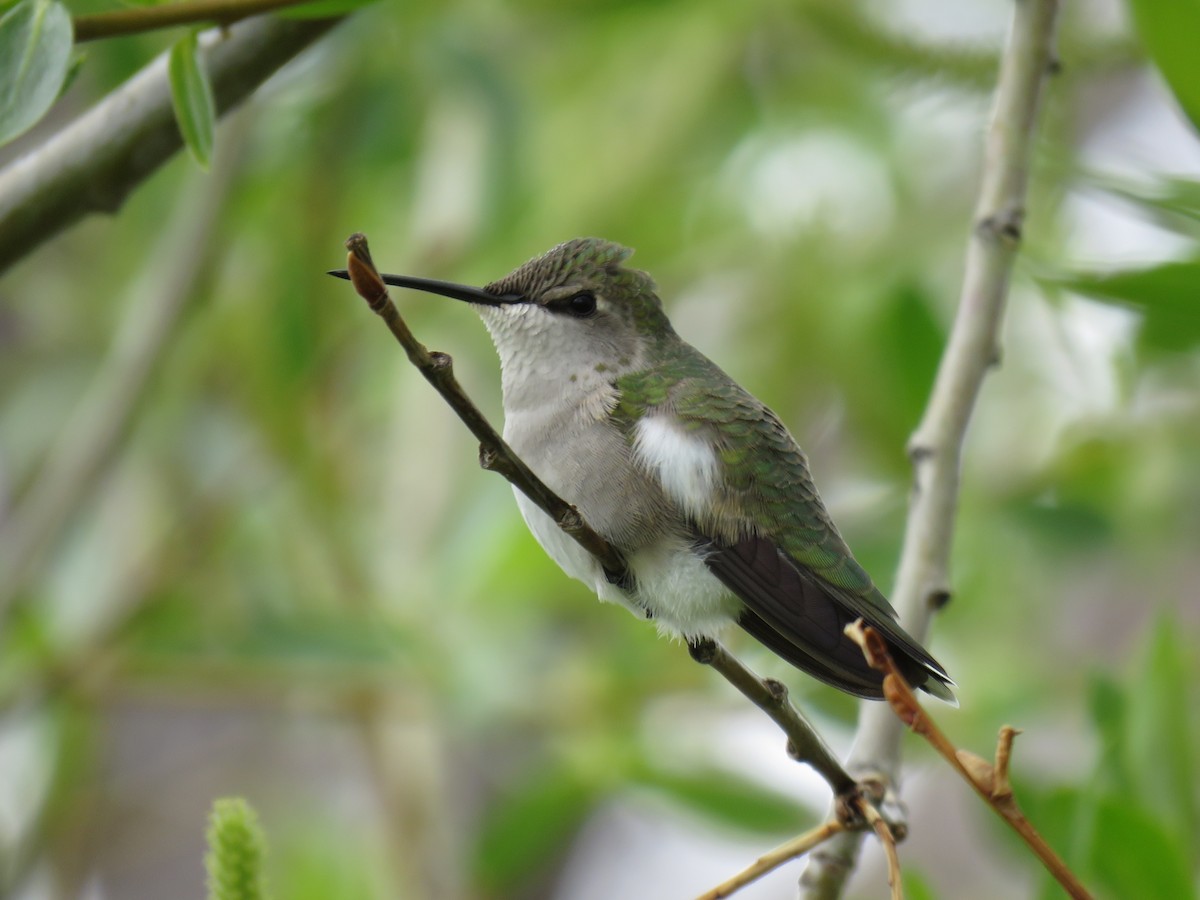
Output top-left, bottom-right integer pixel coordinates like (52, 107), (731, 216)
(616, 353), (954, 702)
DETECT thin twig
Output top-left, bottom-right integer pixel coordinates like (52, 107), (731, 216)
(698, 757), (903, 899)
(851, 793), (903, 900)
(338, 234), (864, 798)
(73, 0), (318, 42)
(800, 1), (1061, 893)
(696, 821), (845, 900)
(687, 638), (854, 795)
(845, 622), (1092, 900)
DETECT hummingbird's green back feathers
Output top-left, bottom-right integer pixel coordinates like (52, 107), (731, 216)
(616, 343), (954, 701)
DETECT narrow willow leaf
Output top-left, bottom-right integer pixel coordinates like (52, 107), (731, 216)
(1088, 795), (1193, 900)
(1126, 0), (1200, 132)
(1092, 173), (1200, 226)
(168, 30), (216, 169)
(1045, 261), (1200, 355)
(634, 766), (803, 834)
(472, 768), (598, 894)
(0, 0), (73, 146)
(1128, 619), (1198, 857)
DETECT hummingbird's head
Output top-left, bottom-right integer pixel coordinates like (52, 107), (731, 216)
(478, 238), (676, 405)
(350, 239), (675, 408)
(483, 236), (669, 336)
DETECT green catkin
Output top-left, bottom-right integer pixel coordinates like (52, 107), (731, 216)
(205, 797), (269, 900)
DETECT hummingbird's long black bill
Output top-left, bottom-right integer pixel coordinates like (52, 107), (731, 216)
(326, 270), (522, 306)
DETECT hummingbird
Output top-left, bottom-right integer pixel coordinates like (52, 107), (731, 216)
(336, 238), (953, 702)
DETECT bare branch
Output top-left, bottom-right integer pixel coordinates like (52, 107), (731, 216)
(853, 792), (903, 900)
(800, 1), (1061, 893)
(696, 821), (845, 900)
(687, 638), (855, 794)
(0, 16), (341, 274)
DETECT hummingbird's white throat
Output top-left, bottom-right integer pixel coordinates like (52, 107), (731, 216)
(474, 301), (646, 414)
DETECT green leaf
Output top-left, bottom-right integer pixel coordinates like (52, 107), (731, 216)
(1126, 0), (1200, 133)
(1017, 787), (1194, 900)
(901, 868), (941, 900)
(127, 598), (413, 670)
(1007, 783), (1091, 899)
(1008, 497), (1113, 551)
(634, 767), (803, 835)
(168, 30), (216, 169)
(1093, 173), (1200, 228)
(1043, 261), (1200, 355)
(0, 0), (73, 146)
(472, 767), (599, 894)
(877, 281), (945, 438)
(1127, 618), (1198, 855)
(1086, 674), (1134, 797)
(1088, 795), (1194, 900)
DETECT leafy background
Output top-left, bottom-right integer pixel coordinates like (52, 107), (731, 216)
(0, 0), (1197, 898)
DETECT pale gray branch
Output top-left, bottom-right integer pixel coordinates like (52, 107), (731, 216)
(0, 15), (340, 274)
(800, 0), (1061, 895)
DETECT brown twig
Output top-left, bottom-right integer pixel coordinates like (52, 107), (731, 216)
(687, 639), (855, 794)
(697, 751), (905, 899)
(73, 0), (319, 42)
(696, 821), (846, 900)
(845, 621), (1093, 900)
(851, 793), (903, 900)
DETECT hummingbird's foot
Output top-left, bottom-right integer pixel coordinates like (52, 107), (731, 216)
(687, 636), (718, 664)
(603, 564), (651, 616)
(602, 564), (636, 594)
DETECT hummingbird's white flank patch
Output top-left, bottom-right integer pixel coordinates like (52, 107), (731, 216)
(632, 416), (720, 518)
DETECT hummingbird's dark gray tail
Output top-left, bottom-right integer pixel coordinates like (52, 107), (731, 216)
(737, 608), (955, 702)
(696, 532), (955, 703)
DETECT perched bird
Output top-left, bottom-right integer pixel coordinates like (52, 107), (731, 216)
(340, 238), (953, 701)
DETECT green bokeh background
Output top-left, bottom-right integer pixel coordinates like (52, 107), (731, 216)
(1, 1), (1198, 898)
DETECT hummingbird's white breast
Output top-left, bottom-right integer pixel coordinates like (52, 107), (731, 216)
(630, 415), (721, 521)
(475, 302), (741, 640)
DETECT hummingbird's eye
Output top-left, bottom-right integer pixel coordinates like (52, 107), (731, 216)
(565, 291), (597, 318)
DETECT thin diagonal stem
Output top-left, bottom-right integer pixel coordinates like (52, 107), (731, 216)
(697, 820), (845, 900)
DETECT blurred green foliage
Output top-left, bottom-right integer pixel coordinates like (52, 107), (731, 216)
(1012, 621), (1199, 900)
(0, 1), (1198, 898)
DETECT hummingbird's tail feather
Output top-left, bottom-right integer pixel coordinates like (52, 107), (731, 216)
(699, 533), (955, 702)
(738, 609), (886, 699)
